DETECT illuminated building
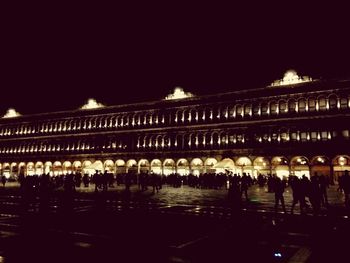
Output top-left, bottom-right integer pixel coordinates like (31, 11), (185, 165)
(0, 71), (349, 182)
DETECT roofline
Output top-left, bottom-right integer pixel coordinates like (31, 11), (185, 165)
(2, 78), (350, 121)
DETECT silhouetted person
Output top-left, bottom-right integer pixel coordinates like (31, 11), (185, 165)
(257, 173), (265, 187)
(108, 173), (114, 187)
(338, 175), (344, 192)
(290, 176), (305, 215)
(92, 171), (100, 192)
(83, 173), (89, 187)
(102, 171), (109, 191)
(318, 175), (329, 207)
(74, 172), (82, 187)
(240, 173), (249, 201)
(309, 176), (322, 216)
(228, 175), (242, 213)
(1, 175), (6, 187)
(274, 177), (286, 214)
(151, 173), (161, 193)
(300, 175), (311, 208)
(342, 170), (350, 208)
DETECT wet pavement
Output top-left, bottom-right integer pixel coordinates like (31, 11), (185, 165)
(0, 182), (349, 262)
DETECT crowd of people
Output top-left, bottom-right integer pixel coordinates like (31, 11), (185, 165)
(1, 170), (350, 215)
(228, 171), (350, 215)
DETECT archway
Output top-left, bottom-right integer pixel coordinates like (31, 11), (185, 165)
(150, 159), (162, 174)
(82, 160), (92, 175)
(290, 156), (310, 178)
(126, 159), (137, 174)
(63, 161), (72, 174)
(204, 158), (218, 173)
(53, 161), (62, 176)
(116, 159), (126, 174)
(35, 162), (44, 175)
(18, 162), (26, 176)
(104, 160), (115, 174)
(27, 162), (35, 176)
(271, 156), (289, 179)
(236, 157), (253, 176)
(332, 155), (350, 183)
(3, 163), (10, 178)
(89, 160), (104, 173)
(44, 162), (52, 175)
(138, 159), (150, 174)
(176, 158), (190, 176)
(253, 157), (270, 177)
(163, 159), (175, 175)
(213, 158), (234, 173)
(310, 156), (331, 178)
(10, 162), (18, 178)
(73, 161), (82, 173)
(190, 158), (203, 176)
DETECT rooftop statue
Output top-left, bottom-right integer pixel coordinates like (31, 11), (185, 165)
(165, 87), (194, 100)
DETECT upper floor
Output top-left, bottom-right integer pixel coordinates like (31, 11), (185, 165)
(0, 71), (349, 140)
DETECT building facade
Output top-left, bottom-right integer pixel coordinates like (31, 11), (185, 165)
(1, 71), (350, 182)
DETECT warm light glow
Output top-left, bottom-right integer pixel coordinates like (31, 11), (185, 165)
(339, 156), (346, 166)
(271, 70), (312, 86)
(317, 157), (324, 163)
(165, 87), (194, 100)
(81, 98), (105, 109)
(3, 108), (21, 118)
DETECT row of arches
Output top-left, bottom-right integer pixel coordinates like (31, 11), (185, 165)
(1, 155), (349, 181)
(0, 127), (344, 155)
(1, 93), (349, 138)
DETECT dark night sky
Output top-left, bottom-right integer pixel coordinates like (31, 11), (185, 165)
(1, 3), (350, 115)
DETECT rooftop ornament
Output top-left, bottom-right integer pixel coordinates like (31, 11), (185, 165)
(3, 108), (21, 118)
(165, 87), (194, 100)
(80, 98), (105, 110)
(270, 70), (312, 86)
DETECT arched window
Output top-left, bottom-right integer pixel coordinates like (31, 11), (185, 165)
(318, 96), (327, 111)
(328, 95), (338, 110)
(261, 102), (269, 116)
(189, 109), (197, 123)
(243, 104), (251, 117)
(308, 97), (316, 112)
(279, 100), (287, 114)
(340, 97), (348, 109)
(298, 98), (307, 112)
(288, 99), (296, 113)
(280, 129), (289, 142)
(270, 101), (278, 115)
(252, 103), (260, 117)
(235, 105), (243, 118)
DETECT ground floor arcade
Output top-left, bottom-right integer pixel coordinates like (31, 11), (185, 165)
(1, 155), (349, 183)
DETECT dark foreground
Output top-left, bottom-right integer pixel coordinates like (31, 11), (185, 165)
(0, 185), (349, 262)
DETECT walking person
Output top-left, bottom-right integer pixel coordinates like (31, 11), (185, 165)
(274, 176), (287, 214)
(240, 173), (249, 201)
(309, 175), (322, 216)
(1, 175), (6, 187)
(318, 174), (329, 207)
(290, 176), (305, 215)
